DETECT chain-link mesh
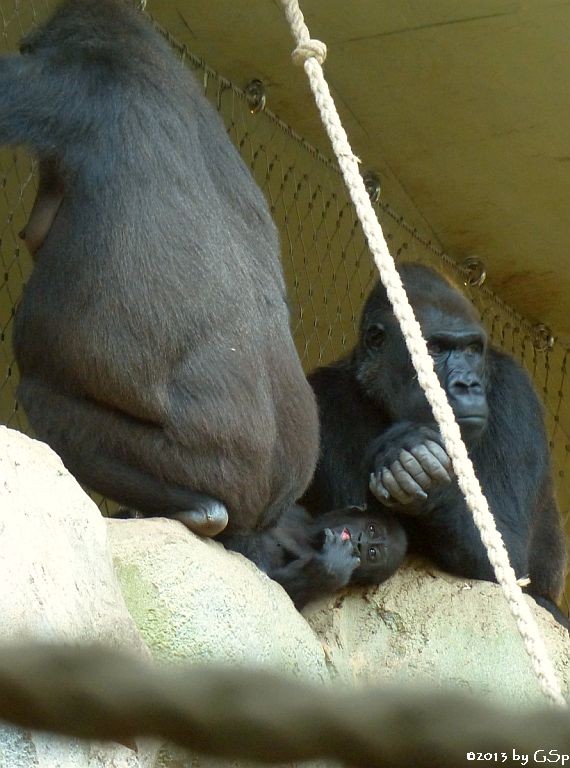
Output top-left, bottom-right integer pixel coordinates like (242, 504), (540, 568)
(1, 2), (569, 611)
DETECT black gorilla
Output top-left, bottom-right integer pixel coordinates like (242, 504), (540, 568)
(116, 500), (407, 607)
(304, 263), (568, 623)
(0, 0), (319, 539)
(250, 505), (407, 609)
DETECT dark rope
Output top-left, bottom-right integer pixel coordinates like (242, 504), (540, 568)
(0, 643), (568, 766)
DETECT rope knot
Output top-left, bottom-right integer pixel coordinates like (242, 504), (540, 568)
(291, 39), (327, 66)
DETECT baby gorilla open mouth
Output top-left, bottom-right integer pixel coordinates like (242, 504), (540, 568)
(340, 527), (351, 541)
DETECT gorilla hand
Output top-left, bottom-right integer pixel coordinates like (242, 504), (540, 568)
(318, 528), (361, 587)
(368, 423), (453, 511)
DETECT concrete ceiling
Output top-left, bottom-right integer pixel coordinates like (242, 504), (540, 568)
(149, 0), (570, 337)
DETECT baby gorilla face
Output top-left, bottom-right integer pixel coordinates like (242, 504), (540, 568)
(339, 519), (383, 563)
(332, 511), (407, 586)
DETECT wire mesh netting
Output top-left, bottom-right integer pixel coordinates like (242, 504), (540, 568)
(1, 1), (569, 611)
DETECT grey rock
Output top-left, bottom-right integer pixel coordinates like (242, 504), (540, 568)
(303, 557), (570, 708)
(0, 426), (155, 768)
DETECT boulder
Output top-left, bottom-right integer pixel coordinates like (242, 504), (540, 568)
(0, 426), (153, 768)
(107, 518), (332, 768)
(303, 557), (570, 708)
(108, 517), (329, 682)
(108, 514), (570, 712)
(2, 424), (570, 768)
(0, 427), (330, 768)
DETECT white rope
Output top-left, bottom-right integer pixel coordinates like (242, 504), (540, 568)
(279, 0), (566, 707)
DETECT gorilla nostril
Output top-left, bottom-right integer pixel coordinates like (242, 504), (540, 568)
(450, 376), (482, 393)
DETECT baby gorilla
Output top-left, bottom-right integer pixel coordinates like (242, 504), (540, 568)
(116, 504), (407, 608)
(257, 506), (407, 609)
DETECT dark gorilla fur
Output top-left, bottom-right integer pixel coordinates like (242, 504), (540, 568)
(304, 263), (568, 626)
(240, 505), (407, 609)
(0, 0), (319, 539)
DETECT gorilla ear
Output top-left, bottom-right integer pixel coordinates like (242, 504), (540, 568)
(364, 322), (385, 350)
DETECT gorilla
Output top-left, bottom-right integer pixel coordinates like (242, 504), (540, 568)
(0, 0), (319, 540)
(304, 263), (568, 625)
(235, 505), (407, 609)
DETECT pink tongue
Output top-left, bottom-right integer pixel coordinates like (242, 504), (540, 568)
(341, 527), (351, 541)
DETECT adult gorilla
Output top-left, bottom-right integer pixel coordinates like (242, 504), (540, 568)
(0, 0), (318, 540)
(303, 263), (567, 623)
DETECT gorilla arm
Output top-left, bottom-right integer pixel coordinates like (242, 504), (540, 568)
(368, 423), (453, 510)
(269, 529), (360, 609)
(0, 54), (91, 150)
(20, 158), (65, 257)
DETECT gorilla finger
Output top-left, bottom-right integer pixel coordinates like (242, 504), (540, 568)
(398, 449), (432, 490)
(424, 440), (453, 472)
(381, 467), (417, 505)
(369, 473), (399, 507)
(323, 528), (335, 544)
(410, 444), (452, 484)
(172, 502), (228, 537)
(369, 472), (390, 501)
(390, 459), (428, 500)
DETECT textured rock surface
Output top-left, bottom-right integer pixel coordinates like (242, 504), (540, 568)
(2, 425), (570, 768)
(0, 427), (330, 767)
(303, 557), (570, 708)
(108, 517), (329, 683)
(0, 426), (154, 768)
(108, 515), (570, 712)
(108, 518), (333, 768)
(0, 427), (145, 650)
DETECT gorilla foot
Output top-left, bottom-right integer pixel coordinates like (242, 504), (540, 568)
(172, 500), (229, 537)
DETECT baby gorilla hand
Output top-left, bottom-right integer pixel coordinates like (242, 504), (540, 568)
(368, 423), (453, 511)
(318, 528), (360, 588)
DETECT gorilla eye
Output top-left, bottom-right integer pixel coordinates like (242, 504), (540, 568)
(427, 340), (444, 355)
(367, 523), (376, 535)
(368, 546), (377, 560)
(466, 343), (483, 355)
(364, 322), (385, 350)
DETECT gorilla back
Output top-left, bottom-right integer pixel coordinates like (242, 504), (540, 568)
(0, 0), (318, 536)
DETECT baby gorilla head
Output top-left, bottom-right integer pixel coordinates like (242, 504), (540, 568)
(318, 508), (407, 587)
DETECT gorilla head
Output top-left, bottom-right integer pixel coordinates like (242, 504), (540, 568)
(355, 263), (489, 442)
(316, 508), (407, 586)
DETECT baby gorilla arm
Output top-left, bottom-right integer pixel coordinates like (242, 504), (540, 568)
(270, 529), (360, 610)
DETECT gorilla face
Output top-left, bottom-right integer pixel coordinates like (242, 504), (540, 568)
(355, 265), (490, 443)
(425, 325), (489, 441)
(327, 511), (407, 586)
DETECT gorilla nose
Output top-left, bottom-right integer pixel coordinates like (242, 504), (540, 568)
(447, 371), (487, 420)
(448, 372), (483, 396)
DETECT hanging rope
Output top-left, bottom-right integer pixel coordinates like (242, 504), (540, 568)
(1, 643), (570, 766)
(279, 0), (566, 707)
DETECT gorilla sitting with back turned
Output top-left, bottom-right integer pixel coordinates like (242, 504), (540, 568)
(0, 0), (404, 610)
(304, 263), (568, 625)
(0, 0), (321, 540)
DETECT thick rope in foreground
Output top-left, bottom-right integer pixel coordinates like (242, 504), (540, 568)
(1, 643), (570, 766)
(279, 0), (566, 707)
